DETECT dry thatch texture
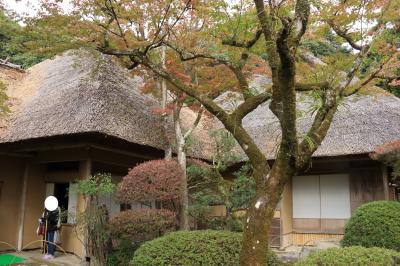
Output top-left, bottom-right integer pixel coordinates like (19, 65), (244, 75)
(1, 51), (399, 162)
(182, 75), (400, 161)
(0, 51), (166, 150)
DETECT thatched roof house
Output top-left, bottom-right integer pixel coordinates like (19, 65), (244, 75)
(0, 50), (399, 256)
(0, 51), (168, 257)
(0, 51), (166, 150)
(2, 51), (398, 162)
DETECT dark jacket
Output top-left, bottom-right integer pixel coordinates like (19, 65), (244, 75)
(41, 207), (61, 232)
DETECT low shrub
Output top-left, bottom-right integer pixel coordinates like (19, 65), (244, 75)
(341, 201), (400, 250)
(204, 217), (244, 232)
(109, 209), (176, 244)
(107, 239), (137, 266)
(295, 246), (400, 266)
(131, 230), (282, 266)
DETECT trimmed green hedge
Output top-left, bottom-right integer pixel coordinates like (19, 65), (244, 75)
(341, 201), (400, 250)
(295, 246), (400, 266)
(131, 230), (282, 266)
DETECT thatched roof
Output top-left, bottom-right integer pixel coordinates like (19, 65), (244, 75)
(0, 51), (166, 150)
(183, 76), (400, 161)
(1, 51), (399, 162)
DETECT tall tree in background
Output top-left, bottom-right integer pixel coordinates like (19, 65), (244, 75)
(0, 5), (46, 67)
(24, 0), (400, 265)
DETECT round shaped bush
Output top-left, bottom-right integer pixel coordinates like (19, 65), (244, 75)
(117, 159), (183, 203)
(131, 230), (281, 266)
(109, 209), (176, 241)
(295, 246), (400, 266)
(341, 201), (400, 250)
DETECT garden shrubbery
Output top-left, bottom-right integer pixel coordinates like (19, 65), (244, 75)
(116, 159), (182, 203)
(131, 230), (282, 266)
(295, 246), (400, 266)
(341, 201), (400, 250)
(109, 209), (176, 243)
(107, 239), (137, 266)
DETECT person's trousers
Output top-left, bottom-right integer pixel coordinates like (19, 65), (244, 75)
(46, 230), (56, 255)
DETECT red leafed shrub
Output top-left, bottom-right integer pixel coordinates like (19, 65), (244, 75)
(109, 209), (176, 241)
(371, 140), (400, 162)
(116, 159), (183, 203)
(371, 140), (400, 180)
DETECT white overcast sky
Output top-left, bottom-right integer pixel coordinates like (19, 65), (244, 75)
(4, 0), (71, 17)
(3, 0), (372, 50)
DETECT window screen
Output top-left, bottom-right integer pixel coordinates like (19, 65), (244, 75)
(320, 174), (351, 219)
(293, 174), (350, 219)
(292, 175), (320, 218)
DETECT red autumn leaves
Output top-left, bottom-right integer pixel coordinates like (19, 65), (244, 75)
(116, 159), (183, 203)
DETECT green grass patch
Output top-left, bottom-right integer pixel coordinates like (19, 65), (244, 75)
(0, 254), (26, 265)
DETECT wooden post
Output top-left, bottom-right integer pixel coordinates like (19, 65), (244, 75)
(382, 165), (389, 200)
(17, 162), (29, 251)
(78, 159), (92, 259)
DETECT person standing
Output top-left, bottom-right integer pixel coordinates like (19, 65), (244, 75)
(39, 206), (61, 260)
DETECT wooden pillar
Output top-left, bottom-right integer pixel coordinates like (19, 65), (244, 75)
(17, 161), (29, 251)
(78, 159), (92, 258)
(382, 165), (389, 200)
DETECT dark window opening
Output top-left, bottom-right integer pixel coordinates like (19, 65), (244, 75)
(120, 203), (131, 211)
(54, 183), (69, 223)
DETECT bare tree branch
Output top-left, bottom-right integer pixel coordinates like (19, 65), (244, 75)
(222, 29), (263, 48)
(232, 92), (271, 121)
(296, 84), (337, 170)
(183, 107), (204, 139)
(327, 20), (363, 51)
(289, 0), (310, 49)
(295, 82), (329, 91)
(343, 54), (394, 96)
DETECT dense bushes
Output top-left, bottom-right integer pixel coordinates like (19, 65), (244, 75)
(131, 230), (282, 266)
(116, 159), (182, 203)
(295, 246), (400, 266)
(107, 239), (137, 266)
(341, 201), (400, 250)
(109, 209), (176, 242)
(112, 159), (180, 247)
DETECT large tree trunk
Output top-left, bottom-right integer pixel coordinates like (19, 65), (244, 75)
(240, 198), (276, 266)
(240, 158), (293, 266)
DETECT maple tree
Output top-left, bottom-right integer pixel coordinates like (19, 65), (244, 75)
(22, 0), (400, 265)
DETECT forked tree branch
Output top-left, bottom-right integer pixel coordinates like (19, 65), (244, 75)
(343, 54), (395, 96)
(327, 20), (363, 51)
(289, 0), (310, 49)
(232, 92), (271, 121)
(183, 107), (204, 140)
